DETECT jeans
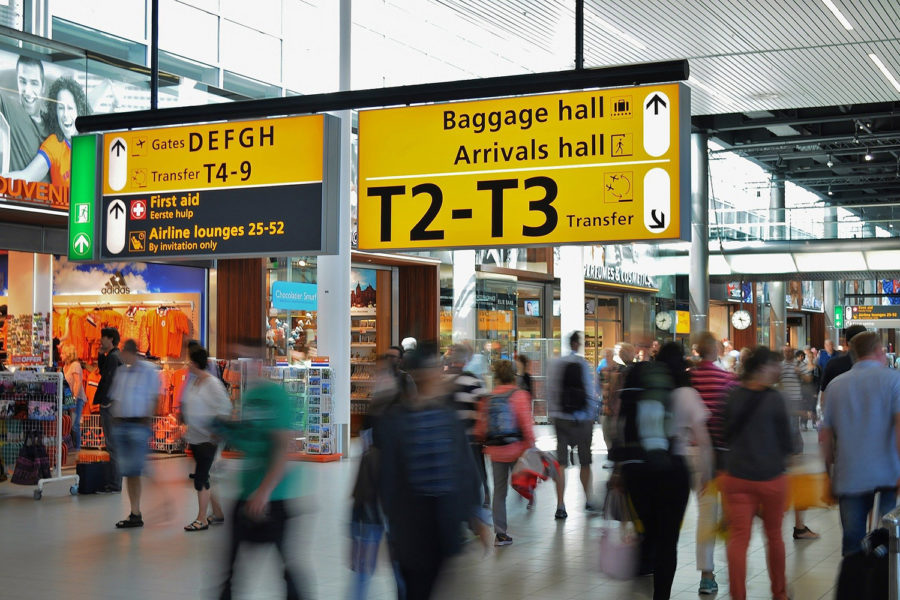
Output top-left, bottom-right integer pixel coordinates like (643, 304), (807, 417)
(471, 443), (490, 505)
(99, 407), (122, 491)
(110, 423), (152, 478)
(720, 474), (788, 600)
(838, 490), (898, 556)
(491, 460), (515, 535)
(71, 398), (84, 451)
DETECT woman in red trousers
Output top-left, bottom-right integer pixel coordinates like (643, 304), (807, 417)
(721, 346), (793, 600)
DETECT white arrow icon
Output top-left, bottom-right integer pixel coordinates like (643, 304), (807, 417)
(108, 137), (127, 191)
(643, 91), (671, 157)
(106, 199), (126, 254)
(73, 233), (91, 254)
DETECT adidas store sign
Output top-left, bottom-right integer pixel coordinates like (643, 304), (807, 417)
(101, 272), (131, 295)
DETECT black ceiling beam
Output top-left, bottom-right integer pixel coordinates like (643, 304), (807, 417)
(76, 60), (689, 132)
(713, 132), (900, 152)
(719, 143), (900, 161)
(703, 109), (900, 133)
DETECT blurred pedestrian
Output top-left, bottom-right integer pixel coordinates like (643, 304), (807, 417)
(547, 331), (599, 519)
(475, 359), (535, 545)
(374, 344), (490, 599)
(721, 347), (793, 600)
(96, 327), (123, 493)
(218, 339), (307, 600)
(110, 339), (160, 529)
(689, 332), (736, 595)
(180, 345), (231, 532)
(516, 354), (532, 397)
(822, 331), (900, 556)
(616, 342), (711, 599)
(447, 344), (490, 507)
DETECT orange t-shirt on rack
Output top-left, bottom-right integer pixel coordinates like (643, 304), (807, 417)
(171, 367), (190, 413)
(120, 309), (148, 352)
(166, 309), (191, 358)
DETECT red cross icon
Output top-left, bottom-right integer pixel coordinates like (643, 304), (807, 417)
(130, 199), (147, 220)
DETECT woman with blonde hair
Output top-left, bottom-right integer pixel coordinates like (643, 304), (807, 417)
(61, 343), (87, 452)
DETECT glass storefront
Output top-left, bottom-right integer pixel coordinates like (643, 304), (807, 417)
(584, 293), (622, 370)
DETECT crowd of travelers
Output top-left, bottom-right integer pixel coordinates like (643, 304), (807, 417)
(349, 324), (900, 600)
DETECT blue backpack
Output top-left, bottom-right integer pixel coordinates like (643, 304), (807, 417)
(484, 390), (522, 446)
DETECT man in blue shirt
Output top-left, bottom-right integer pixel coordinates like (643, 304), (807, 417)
(547, 331), (598, 519)
(817, 339), (836, 372)
(822, 331), (900, 555)
(109, 339), (160, 529)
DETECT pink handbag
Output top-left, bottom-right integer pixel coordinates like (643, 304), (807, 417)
(598, 487), (640, 580)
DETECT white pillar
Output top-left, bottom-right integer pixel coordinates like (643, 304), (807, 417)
(316, 0), (352, 457)
(451, 250), (476, 345)
(559, 245), (584, 356)
(770, 281), (786, 349)
(690, 132), (709, 334)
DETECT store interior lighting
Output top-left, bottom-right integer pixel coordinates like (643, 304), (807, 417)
(826, 155), (834, 168)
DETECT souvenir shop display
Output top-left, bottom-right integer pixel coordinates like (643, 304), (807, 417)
(0, 371), (80, 499)
(5, 312), (50, 366)
(305, 364), (334, 455)
(54, 302), (193, 363)
(263, 365), (307, 454)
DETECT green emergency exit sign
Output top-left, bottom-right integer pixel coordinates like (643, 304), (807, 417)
(834, 305), (844, 329)
(68, 134), (99, 260)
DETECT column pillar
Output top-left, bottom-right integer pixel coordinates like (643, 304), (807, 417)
(689, 132), (709, 334)
(768, 171), (787, 348)
(770, 169), (786, 241)
(316, 0), (352, 456)
(770, 281), (786, 349)
(559, 246), (584, 356)
(823, 206), (840, 346)
(451, 250), (477, 345)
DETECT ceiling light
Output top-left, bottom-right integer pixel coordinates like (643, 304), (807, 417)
(826, 155), (834, 168)
(828, 186), (833, 196)
(865, 149), (874, 161)
(592, 17), (646, 50)
(822, 0), (854, 30)
(869, 53), (900, 94)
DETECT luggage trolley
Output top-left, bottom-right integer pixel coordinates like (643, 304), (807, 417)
(0, 372), (80, 499)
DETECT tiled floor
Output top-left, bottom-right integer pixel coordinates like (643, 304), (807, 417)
(0, 428), (843, 599)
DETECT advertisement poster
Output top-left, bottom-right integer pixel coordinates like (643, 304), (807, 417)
(801, 281), (824, 311)
(351, 268), (377, 315)
(0, 49), (95, 211)
(726, 281), (752, 303)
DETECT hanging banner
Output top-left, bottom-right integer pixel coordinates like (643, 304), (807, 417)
(357, 83), (690, 250)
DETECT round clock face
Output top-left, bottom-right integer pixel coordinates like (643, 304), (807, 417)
(732, 309), (752, 330)
(655, 311), (673, 331)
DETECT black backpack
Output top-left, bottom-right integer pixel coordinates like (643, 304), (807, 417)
(609, 361), (676, 466)
(560, 360), (588, 413)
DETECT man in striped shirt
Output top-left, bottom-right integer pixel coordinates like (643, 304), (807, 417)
(447, 344), (490, 506)
(690, 332), (736, 595)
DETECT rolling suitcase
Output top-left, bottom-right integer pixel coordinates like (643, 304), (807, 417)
(75, 453), (113, 494)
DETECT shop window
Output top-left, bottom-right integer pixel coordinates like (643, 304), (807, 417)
(267, 257), (318, 363)
(516, 283), (543, 341)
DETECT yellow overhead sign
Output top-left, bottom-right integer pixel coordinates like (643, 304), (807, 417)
(102, 115), (324, 195)
(357, 83), (689, 250)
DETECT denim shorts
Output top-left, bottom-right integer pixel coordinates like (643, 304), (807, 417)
(111, 423), (152, 477)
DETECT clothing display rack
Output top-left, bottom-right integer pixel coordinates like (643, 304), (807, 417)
(0, 372), (80, 499)
(53, 301), (195, 310)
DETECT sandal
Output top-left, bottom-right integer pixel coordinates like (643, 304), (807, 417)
(207, 516), (225, 525)
(184, 519), (209, 532)
(793, 526), (820, 540)
(116, 513), (144, 529)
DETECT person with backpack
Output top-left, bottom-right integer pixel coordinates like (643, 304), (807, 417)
(721, 347), (793, 600)
(475, 359), (534, 546)
(613, 342), (711, 600)
(546, 331), (598, 519)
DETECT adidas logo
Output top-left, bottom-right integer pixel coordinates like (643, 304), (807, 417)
(101, 271), (131, 295)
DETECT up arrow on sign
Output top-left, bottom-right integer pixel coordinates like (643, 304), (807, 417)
(73, 233), (91, 255)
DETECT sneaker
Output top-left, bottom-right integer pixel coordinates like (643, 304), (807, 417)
(115, 513), (143, 529)
(793, 526), (820, 540)
(554, 508), (568, 520)
(494, 533), (513, 546)
(526, 498), (536, 510)
(698, 577), (718, 595)
(585, 502), (600, 513)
